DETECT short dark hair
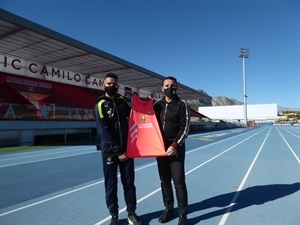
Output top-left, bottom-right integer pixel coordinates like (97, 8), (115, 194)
(162, 76), (177, 86)
(105, 73), (119, 81)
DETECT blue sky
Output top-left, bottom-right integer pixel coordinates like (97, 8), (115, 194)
(1, 0), (299, 108)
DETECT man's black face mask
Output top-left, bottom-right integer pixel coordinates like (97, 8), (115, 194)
(105, 86), (118, 96)
(163, 87), (176, 98)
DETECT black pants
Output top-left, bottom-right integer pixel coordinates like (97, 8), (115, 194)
(102, 156), (137, 216)
(156, 146), (188, 216)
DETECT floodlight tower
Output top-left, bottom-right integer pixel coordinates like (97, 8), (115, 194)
(239, 48), (249, 125)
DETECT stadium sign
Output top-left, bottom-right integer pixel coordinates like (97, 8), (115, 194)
(0, 55), (104, 89)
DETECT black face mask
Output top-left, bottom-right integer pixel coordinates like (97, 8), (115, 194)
(163, 87), (176, 98)
(105, 86), (118, 96)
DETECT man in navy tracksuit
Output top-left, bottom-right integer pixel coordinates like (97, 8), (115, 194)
(153, 76), (190, 225)
(95, 73), (142, 225)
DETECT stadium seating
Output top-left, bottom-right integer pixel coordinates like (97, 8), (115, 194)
(52, 83), (102, 109)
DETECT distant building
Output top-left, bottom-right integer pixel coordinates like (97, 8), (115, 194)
(198, 104), (281, 123)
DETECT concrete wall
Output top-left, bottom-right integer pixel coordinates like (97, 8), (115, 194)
(0, 120), (95, 147)
(189, 121), (242, 133)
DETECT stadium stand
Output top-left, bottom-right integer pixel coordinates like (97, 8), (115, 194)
(0, 73), (106, 120)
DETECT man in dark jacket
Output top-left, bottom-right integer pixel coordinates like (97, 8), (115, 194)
(95, 73), (142, 225)
(153, 76), (190, 225)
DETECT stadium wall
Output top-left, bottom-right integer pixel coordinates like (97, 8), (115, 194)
(0, 120), (95, 147)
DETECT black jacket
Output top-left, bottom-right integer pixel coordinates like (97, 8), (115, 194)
(153, 95), (190, 150)
(95, 94), (130, 158)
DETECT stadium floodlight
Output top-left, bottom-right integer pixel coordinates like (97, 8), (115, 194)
(239, 48), (250, 125)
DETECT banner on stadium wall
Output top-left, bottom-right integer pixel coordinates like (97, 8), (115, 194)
(0, 55), (104, 89)
(0, 54), (162, 100)
(126, 93), (166, 158)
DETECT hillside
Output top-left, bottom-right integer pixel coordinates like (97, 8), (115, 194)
(187, 90), (242, 111)
(211, 96), (243, 106)
(281, 107), (300, 112)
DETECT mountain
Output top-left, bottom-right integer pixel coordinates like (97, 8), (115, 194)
(280, 107), (300, 112)
(211, 96), (243, 106)
(187, 90), (243, 111)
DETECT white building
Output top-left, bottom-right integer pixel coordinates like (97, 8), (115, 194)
(198, 104), (281, 123)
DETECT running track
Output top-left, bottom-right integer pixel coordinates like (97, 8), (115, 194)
(0, 125), (299, 225)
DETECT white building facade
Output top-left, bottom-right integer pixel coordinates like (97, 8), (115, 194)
(198, 104), (281, 123)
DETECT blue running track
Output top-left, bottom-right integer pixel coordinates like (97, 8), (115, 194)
(0, 125), (299, 225)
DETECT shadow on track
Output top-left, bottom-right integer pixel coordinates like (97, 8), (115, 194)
(133, 183), (300, 225)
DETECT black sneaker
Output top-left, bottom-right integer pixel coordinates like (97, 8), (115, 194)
(158, 209), (174, 223)
(178, 215), (188, 225)
(128, 213), (143, 225)
(109, 215), (118, 225)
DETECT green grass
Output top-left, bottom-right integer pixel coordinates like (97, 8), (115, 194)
(0, 145), (57, 154)
(0, 140), (97, 154)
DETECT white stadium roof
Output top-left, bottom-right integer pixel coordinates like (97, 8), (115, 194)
(0, 9), (209, 100)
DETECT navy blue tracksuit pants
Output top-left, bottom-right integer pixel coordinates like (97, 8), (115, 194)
(102, 156), (137, 216)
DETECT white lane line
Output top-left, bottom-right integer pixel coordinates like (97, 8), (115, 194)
(187, 126), (266, 156)
(186, 127), (264, 175)
(276, 126), (300, 164)
(0, 146), (93, 161)
(94, 188), (162, 225)
(278, 126), (300, 138)
(0, 151), (97, 168)
(0, 162), (157, 217)
(0, 180), (104, 217)
(218, 126), (272, 225)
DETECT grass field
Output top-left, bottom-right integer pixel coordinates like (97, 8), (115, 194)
(0, 140), (97, 154)
(0, 145), (58, 154)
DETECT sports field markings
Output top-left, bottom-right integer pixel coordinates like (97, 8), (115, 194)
(0, 146), (93, 161)
(0, 162), (157, 217)
(0, 180), (103, 217)
(190, 137), (214, 141)
(95, 128), (266, 225)
(187, 126), (266, 155)
(185, 127), (265, 175)
(218, 126), (272, 225)
(275, 126), (300, 164)
(0, 127), (267, 224)
(278, 126), (300, 138)
(0, 150), (96, 168)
